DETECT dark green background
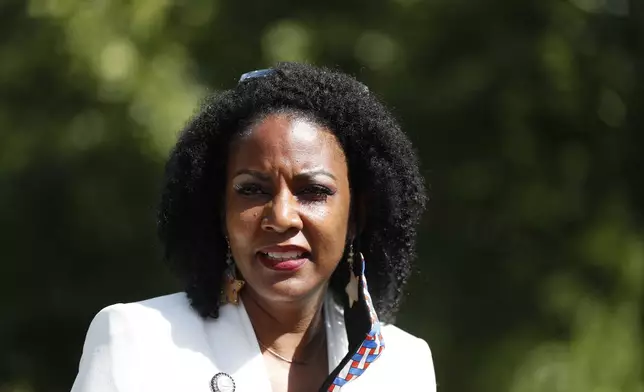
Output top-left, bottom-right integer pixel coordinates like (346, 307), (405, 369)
(1, 0), (642, 391)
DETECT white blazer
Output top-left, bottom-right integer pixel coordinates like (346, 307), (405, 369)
(70, 292), (436, 391)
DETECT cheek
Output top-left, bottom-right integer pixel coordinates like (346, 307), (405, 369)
(229, 208), (261, 228)
(225, 196), (262, 238)
(226, 208), (263, 264)
(304, 202), (351, 249)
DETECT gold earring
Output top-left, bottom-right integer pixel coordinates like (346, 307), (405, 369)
(345, 244), (359, 308)
(221, 242), (245, 305)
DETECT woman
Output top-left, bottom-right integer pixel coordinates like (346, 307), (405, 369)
(71, 62), (436, 392)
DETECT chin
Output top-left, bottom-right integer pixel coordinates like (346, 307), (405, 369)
(252, 278), (325, 303)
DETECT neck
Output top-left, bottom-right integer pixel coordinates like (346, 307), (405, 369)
(241, 286), (327, 354)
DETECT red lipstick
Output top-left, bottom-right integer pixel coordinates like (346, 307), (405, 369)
(257, 245), (310, 272)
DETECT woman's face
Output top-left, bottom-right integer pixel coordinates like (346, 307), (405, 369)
(225, 113), (352, 304)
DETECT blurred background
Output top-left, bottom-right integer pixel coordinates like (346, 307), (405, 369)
(1, 0), (643, 391)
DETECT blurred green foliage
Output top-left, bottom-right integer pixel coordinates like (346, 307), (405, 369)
(1, 0), (642, 391)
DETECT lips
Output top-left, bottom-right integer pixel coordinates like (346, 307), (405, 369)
(262, 250), (306, 260)
(256, 245), (310, 271)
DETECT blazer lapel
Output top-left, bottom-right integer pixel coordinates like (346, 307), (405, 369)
(204, 301), (272, 392)
(204, 260), (384, 392)
(319, 253), (386, 391)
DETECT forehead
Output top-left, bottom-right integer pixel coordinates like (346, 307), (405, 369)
(228, 114), (348, 174)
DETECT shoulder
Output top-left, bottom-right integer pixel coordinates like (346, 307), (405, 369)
(83, 292), (210, 354)
(375, 323), (437, 390)
(381, 323), (433, 361)
(84, 293), (197, 339)
(98, 292), (194, 322)
(71, 293), (209, 392)
(99, 291), (194, 319)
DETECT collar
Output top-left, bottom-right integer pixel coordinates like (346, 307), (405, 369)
(214, 253), (385, 392)
(320, 253), (385, 391)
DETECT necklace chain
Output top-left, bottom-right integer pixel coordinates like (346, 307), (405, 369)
(257, 331), (326, 366)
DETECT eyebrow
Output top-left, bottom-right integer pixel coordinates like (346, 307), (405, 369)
(233, 169), (271, 181)
(233, 169), (337, 181)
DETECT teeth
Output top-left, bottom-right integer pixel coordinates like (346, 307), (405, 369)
(263, 251), (304, 260)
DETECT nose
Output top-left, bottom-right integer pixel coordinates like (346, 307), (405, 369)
(261, 189), (303, 233)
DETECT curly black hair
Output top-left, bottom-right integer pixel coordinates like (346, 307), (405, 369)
(157, 62), (426, 323)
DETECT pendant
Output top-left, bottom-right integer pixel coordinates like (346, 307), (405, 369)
(345, 269), (359, 308)
(211, 372), (236, 392)
(221, 268), (245, 305)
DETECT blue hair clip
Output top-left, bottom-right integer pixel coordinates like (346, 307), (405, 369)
(238, 67), (370, 94)
(238, 68), (274, 84)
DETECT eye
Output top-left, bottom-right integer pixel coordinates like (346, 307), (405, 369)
(298, 185), (335, 202)
(233, 183), (267, 196)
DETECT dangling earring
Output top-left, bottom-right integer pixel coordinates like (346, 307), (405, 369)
(345, 243), (359, 308)
(221, 240), (245, 305)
